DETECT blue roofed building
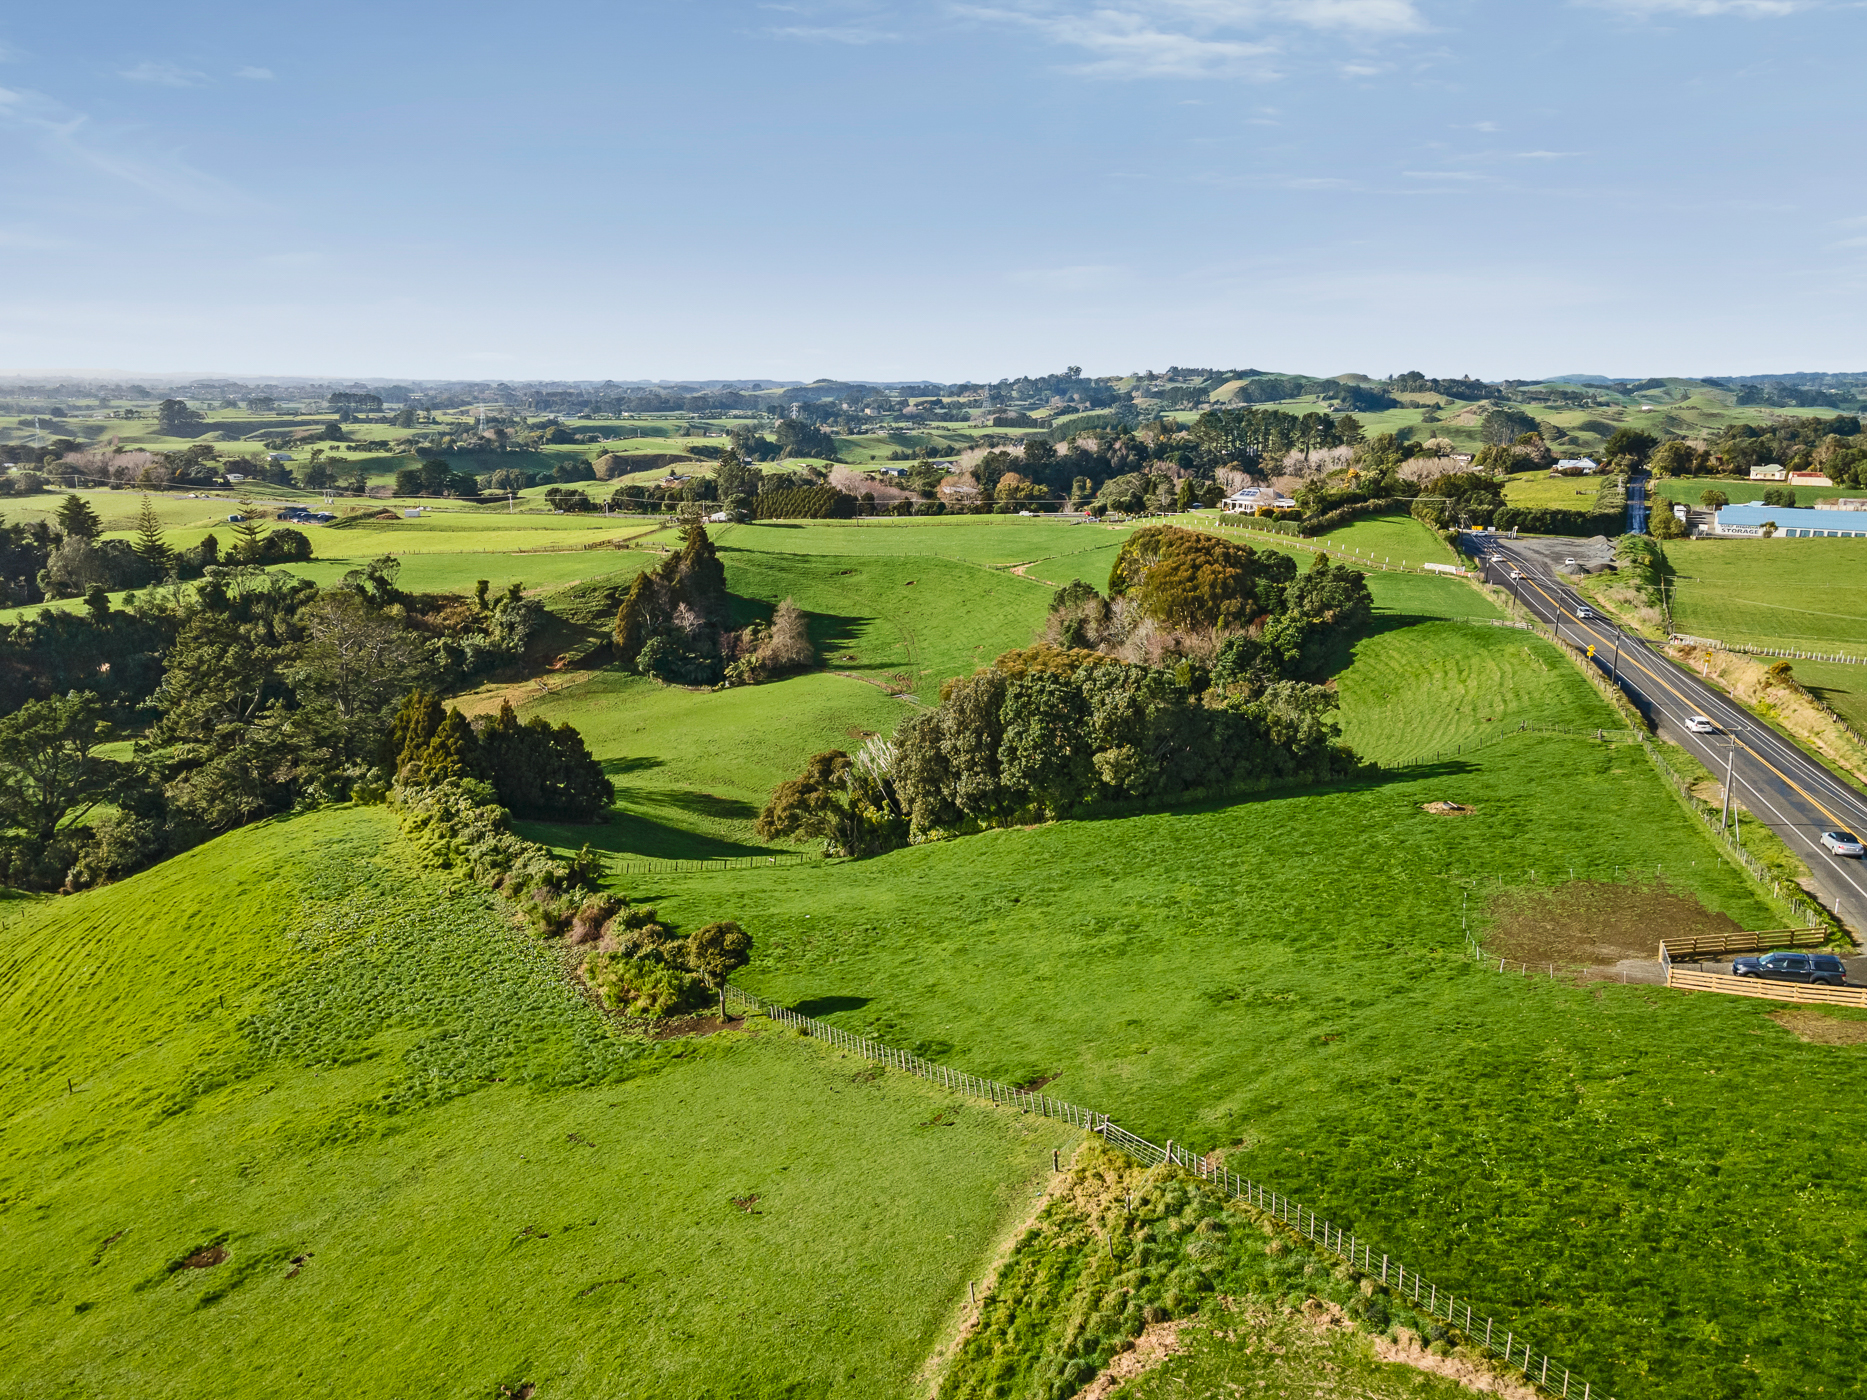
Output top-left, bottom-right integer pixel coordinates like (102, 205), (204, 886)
(1714, 503), (1867, 539)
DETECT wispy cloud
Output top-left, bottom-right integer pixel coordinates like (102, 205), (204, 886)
(119, 60), (207, 87)
(0, 84), (253, 214)
(235, 66), (275, 80)
(1577, 0), (1811, 17)
(955, 0), (1423, 79)
(1513, 149), (1580, 159)
(769, 24), (903, 41)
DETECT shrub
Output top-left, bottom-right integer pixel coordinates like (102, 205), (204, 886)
(584, 954), (708, 1017)
(637, 634), (724, 686)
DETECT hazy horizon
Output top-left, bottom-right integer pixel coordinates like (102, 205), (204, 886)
(5, 1), (1864, 380)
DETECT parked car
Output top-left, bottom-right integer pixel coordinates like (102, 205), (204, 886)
(1575, 606), (1597, 620)
(1685, 715), (1717, 734)
(1563, 557), (1577, 567)
(1821, 830), (1865, 857)
(1731, 952), (1848, 986)
(1725, 955), (1844, 985)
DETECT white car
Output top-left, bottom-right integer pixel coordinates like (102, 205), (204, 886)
(1508, 569), (1523, 580)
(1684, 715), (1716, 734)
(1821, 831), (1865, 857)
(1563, 557), (1577, 567)
(1575, 606), (1596, 620)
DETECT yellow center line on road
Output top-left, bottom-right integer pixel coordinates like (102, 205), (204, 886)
(1504, 562), (1855, 831)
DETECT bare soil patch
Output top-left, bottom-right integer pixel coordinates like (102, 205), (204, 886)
(178, 1245), (227, 1270)
(1079, 1317), (1192, 1398)
(1771, 1007), (1867, 1046)
(1483, 879), (1740, 967)
(1372, 1322), (1540, 1399)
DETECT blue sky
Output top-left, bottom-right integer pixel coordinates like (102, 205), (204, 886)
(1, 1), (1861, 382)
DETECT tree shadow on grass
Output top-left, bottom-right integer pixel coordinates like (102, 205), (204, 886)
(609, 785), (760, 821)
(600, 756), (667, 777)
(515, 807), (780, 861)
(1066, 758), (1480, 830)
(791, 995), (871, 1017)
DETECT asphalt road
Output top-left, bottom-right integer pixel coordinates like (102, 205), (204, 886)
(1469, 533), (1867, 936)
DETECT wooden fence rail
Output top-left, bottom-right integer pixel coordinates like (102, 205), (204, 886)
(727, 983), (1613, 1400)
(1658, 929), (1825, 961)
(1666, 967), (1866, 1007)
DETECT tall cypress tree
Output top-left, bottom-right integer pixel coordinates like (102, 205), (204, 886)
(390, 690), (445, 777)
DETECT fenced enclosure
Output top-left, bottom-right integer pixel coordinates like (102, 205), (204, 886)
(727, 984), (1615, 1400)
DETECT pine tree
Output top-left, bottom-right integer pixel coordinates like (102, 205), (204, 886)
(55, 493), (102, 541)
(132, 494), (174, 575)
(229, 497), (268, 563)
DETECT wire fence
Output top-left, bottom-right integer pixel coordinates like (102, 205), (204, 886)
(1639, 740), (1826, 930)
(611, 853), (823, 875)
(1378, 719), (1642, 769)
(726, 984), (1615, 1400)
(1670, 632), (1867, 667)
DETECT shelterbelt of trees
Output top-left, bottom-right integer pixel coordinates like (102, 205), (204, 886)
(757, 526), (1371, 856)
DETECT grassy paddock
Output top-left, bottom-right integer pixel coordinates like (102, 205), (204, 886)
(1664, 536), (1867, 650)
(0, 807), (1068, 1399)
(618, 720), (1867, 1397)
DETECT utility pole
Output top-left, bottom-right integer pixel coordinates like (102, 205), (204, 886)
(1611, 632), (1622, 688)
(1721, 732), (1740, 834)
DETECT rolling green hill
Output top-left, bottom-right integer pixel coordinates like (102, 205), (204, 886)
(0, 807), (1069, 1399)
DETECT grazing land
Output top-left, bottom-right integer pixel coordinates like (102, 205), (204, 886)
(0, 808), (1070, 1399)
(9, 422), (1867, 1400)
(1663, 536), (1867, 651)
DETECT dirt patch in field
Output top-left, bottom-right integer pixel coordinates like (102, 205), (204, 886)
(178, 1245), (227, 1270)
(1421, 801), (1475, 815)
(1771, 1007), (1867, 1045)
(1482, 879), (1740, 967)
(1078, 1318), (1192, 1398)
(1373, 1322), (1540, 1399)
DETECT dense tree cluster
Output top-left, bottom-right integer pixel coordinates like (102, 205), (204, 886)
(758, 527), (1369, 854)
(0, 552), (574, 891)
(390, 691), (612, 822)
(612, 524), (814, 686)
(758, 647), (1355, 853)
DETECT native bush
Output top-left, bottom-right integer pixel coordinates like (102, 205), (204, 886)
(760, 643), (1358, 852)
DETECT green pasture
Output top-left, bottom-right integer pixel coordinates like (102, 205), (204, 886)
(1310, 511), (1458, 567)
(1785, 658), (1867, 731)
(1665, 536), (1867, 651)
(518, 670), (912, 859)
(1651, 476), (1861, 508)
(1502, 474), (1616, 509)
(630, 728), (1859, 1399)
(1336, 618), (1595, 764)
(518, 525), (1489, 857)
(0, 808), (1068, 1400)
